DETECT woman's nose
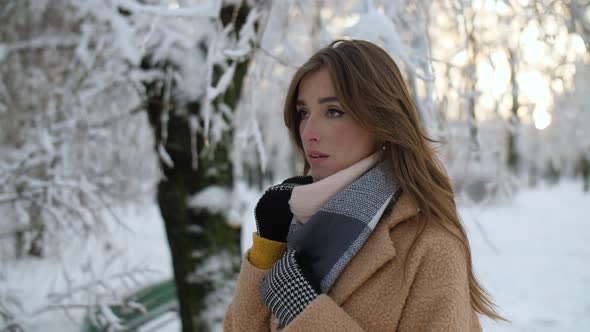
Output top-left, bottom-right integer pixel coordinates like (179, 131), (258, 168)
(300, 116), (320, 142)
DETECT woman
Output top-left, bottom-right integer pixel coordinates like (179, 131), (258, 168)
(224, 39), (503, 331)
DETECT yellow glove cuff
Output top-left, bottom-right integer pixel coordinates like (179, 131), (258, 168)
(248, 232), (288, 270)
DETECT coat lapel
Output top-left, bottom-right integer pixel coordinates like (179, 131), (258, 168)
(328, 193), (419, 305)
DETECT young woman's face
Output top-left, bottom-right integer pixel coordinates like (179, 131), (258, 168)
(296, 68), (377, 181)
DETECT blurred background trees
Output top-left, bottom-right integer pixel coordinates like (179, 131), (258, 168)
(0, 0), (154, 258)
(1, 0), (588, 331)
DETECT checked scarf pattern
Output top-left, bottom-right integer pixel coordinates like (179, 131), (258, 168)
(259, 249), (318, 329)
(287, 161), (401, 293)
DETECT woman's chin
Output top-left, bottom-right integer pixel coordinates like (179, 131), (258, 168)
(310, 168), (323, 182)
(310, 168), (335, 182)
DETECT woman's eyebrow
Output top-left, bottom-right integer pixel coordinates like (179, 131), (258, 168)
(296, 96), (339, 105)
(318, 96), (338, 104)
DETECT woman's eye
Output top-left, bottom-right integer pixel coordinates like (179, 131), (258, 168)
(327, 108), (344, 118)
(297, 109), (309, 119)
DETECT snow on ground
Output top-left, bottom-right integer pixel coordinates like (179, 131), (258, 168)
(3, 202), (173, 331)
(463, 180), (590, 332)
(4, 180), (589, 331)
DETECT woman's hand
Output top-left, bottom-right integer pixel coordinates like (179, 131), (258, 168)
(255, 176), (312, 242)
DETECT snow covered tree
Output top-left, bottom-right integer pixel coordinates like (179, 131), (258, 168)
(0, 0), (154, 258)
(0, 0), (159, 329)
(119, 0), (271, 329)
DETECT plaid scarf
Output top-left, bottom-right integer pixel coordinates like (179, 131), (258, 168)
(287, 159), (401, 293)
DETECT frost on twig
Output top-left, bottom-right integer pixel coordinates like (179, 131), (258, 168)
(0, 0), (157, 258)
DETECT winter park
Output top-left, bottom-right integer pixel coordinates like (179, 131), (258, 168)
(1, 0), (589, 331)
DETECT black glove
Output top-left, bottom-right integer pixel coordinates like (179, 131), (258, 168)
(259, 249), (319, 329)
(255, 176), (312, 242)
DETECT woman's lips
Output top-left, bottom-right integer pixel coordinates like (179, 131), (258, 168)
(306, 150), (329, 165)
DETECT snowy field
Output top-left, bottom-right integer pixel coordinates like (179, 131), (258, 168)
(2, 203), (174, 331)
(465, 181), (590, 332)
(4, 180), (589, 331)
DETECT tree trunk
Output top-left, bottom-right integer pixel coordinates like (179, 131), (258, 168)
(579, 156), (589, 192)
(142, 4), (252, 331)
(507, 48), (520, 173)
(466, 33), (480, 160)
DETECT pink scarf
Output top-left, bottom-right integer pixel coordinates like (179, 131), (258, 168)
(289, 152), (382, 223)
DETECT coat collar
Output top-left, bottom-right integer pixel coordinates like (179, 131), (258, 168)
(328, 192), (420, 305)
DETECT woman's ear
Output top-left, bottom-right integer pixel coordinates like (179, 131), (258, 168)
(375, 139), (385, 152)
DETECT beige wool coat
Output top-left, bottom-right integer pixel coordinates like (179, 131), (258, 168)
(224, 193), (482, 331)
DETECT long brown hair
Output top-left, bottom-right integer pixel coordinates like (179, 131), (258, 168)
(283, 39), (504, 321)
